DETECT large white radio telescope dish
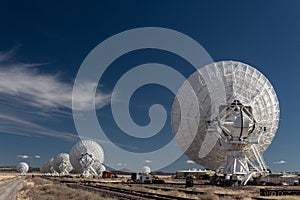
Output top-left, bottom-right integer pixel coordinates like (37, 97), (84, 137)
(40, 157), (58, 175)
(172, 61), (279, 185)
(70, 140), (104, 177)
(17, 162), (29, 175)
(53, 153), (73, 175)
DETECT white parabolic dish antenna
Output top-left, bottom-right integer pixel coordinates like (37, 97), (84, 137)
(53, 153), (73, 175)
(171, 61), (279, 185)
(17, 162), (29, 174)
(40, 157), (58, 175)
(70, 140), (104, 176)
(142, 166), (151, 174)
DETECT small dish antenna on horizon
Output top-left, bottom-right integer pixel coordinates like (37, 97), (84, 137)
(17, 162), (29, 175)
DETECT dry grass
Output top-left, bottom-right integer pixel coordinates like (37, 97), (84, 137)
(18, 177), (116, 200)
(0, 173), (19, 185)
(200, 192), (220, 200)
(15, 175), (300, 200)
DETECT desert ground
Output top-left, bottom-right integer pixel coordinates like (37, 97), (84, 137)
(0, 173), (300, 199)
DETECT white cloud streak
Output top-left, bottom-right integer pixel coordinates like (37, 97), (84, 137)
(0, 49), (110, 142)
(17, 154), (41, 159)
(186, 160), (195, 164)
(0, 65), (110, 112)
(17, 155), (29, 159)
(0, 113), (80, 141)
(0, 47), (18, 62)
(273, 160), (286, 164)
(117, 163), (127, 166)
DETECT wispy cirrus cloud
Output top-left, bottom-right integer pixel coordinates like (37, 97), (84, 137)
(0, 113), (80, 141)
(0, 46), (19, 62)
(0, 113), (136, 148)
(0, 48), (110, 141)
(0, 63), (110, 112)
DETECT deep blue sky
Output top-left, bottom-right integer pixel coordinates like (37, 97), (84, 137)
(0, 0), (299, 172)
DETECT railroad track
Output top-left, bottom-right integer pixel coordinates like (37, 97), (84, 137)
(142, 185), (205, 195)
(66, 182), (193, 200)
(42, 176), (194, 199)
(41, 176), (269, 199)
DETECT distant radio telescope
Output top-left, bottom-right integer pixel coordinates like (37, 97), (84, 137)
(40, 157), (58, 175)
(171, 61), (279, 185)
(53, 153), (73, 175)
(70, 140), (104, 177)
(17, 162), (29, 175)
(40, 162), (47, 173)
(142, 166), (151, 174)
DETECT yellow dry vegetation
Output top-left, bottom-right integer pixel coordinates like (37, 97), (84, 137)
(0, 173), (19, 185)
(17, 177), (117, 200)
